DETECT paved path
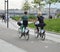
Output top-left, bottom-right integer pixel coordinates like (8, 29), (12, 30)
(0, 18), (60, 43)
(0, 27), (60, 52)
(0, 18), (60, 52)
(0, 39), (26, 52)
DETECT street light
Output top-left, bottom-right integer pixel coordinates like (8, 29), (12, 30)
(49, 1), (51, 19)
(4, 0), (9, 28)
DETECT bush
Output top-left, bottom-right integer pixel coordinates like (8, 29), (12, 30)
(57, 14), (60, 18)
(11, 15), (37, 21)
(11, 16), (20, 21)
(28, 14), (36, 19)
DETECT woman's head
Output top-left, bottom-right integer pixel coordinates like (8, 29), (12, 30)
(38, 11), (42, 16)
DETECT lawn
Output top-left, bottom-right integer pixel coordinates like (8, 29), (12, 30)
(28, 18), (60, 33)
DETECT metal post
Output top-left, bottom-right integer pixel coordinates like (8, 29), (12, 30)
(49, 2), (51, 19)
(4, 0), (6, 23)
(7, 0), (9, 28)
(5, 0), (9, 28)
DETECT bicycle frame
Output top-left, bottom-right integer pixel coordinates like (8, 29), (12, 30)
(18, 25), (29, 40)
(35, 27), (45, 40)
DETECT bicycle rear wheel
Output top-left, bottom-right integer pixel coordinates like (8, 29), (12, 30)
(18, 28), (24, 38)
(41, 33), (45, 41)
(25, 34), (29, 40)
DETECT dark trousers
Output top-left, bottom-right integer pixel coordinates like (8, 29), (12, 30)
(35, 23), (45, 32)
(23, 20), (28, 29)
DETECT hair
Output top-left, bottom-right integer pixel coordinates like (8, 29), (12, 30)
(24, 11), (27, 15)
(38, 11), (42, 16)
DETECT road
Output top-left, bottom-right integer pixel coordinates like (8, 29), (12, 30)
(0, 27), (60, 52)
(0, 18), (60, 52)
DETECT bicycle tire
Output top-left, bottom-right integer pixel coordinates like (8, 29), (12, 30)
(41, 33), (45, 41)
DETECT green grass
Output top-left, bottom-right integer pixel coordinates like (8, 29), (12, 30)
(11, 16), (20, 21)
(28, 18), (60, 33)
(28, 23), (35, 28)
(45, 18), (60, 33)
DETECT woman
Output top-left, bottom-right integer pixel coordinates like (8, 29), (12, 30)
(35, 12), (46, 32)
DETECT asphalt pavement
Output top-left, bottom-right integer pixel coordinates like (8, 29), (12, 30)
(0, 18), (60, 52)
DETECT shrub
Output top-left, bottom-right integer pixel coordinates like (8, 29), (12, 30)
(11, 16), (20, 21)
(57, 14), (60, 18)
(28, 14), (36, 19)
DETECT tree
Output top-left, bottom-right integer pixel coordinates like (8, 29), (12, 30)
(22, 0), (30, 12)
(33, 0), (45, 11)
(46, 0), (60, 19)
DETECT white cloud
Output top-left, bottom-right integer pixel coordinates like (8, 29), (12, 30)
(0, 0), (4, 10)
(0, 0), (33, 10)
(9, 0), (25, 9)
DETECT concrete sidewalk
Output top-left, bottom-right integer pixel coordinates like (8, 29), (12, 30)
(0, 19), (27, 52)
(0, 18), (60, 52)
(0, 18), (60, 43)
(0, 39), (27, 52)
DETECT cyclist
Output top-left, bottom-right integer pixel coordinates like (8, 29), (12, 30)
(20, 11), (29, 37)
(34, 12), (46, 33)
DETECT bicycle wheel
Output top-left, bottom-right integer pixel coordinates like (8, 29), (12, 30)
(25, 34), (29, 40)
(34, 29), (39, 38)
(36, 32), (40, 38)
(41, 33), (45, 41)
(18, 28), (21, 34)
(24, 31), (29, 40)
(18, 28), (22, 38)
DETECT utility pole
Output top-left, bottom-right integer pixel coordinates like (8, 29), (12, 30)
(49, 2), (51, 19)
(5, 0), (9, 28)
(4, 0), (6, 23)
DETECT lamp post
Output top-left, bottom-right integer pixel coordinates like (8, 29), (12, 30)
(5, 0), (9, 28)
(4, 0), (6, 23)
(49, 2), (51, 19)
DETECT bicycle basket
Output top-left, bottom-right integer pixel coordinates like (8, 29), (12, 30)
(17, 21), (23, 26)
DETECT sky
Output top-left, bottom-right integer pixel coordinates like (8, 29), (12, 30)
(0, 0), (33, 10)
(0, 0), (60, 10)
(44, 3), (60, 9)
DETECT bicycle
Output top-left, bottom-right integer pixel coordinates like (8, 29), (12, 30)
(18, 22), (29, 40)
(34, 27), (45, 41)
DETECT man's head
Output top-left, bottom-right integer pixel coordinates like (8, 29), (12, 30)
(24, 11), (27, 15)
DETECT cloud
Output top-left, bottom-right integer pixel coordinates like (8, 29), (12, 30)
(9, 0), (25, 9)
(0, 0), (33, 10)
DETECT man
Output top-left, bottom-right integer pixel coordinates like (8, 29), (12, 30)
(20, 11), (29, 38)
(22, 11), (28, 29)
(2, 14), (5, 22)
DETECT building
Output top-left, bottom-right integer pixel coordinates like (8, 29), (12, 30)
(43, 3), (60, 18)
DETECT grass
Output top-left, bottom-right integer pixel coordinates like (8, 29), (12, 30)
(11, 16), (60, 33)
(11, 16), (20, 21)
(28, 18), (60, 33)
(45, 18), (60, 33)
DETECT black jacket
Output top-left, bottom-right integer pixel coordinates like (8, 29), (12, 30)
(37, 16), (44, 23)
